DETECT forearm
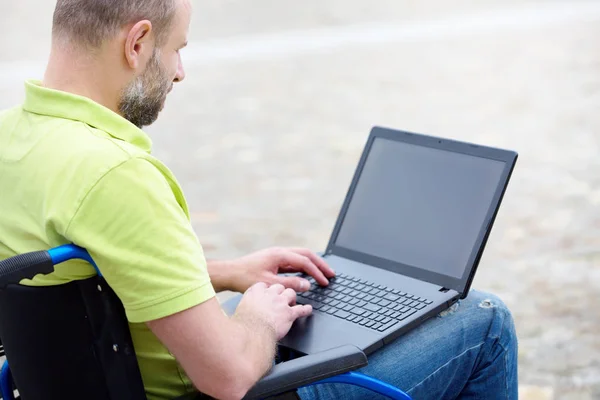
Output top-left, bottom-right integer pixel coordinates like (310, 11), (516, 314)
(231, 312), (278, 382)
(207, 259), (235, 292)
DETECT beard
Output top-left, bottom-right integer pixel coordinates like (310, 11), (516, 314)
(118, 49), (172, 128)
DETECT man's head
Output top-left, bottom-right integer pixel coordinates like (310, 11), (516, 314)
(50, 0), (191, 127)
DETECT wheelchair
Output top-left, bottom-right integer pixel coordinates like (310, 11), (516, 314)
(0, 245), (412, 400)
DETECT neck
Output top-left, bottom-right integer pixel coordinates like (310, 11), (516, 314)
(43, 41), (123, 114)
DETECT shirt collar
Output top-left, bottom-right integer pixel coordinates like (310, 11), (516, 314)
(22, 80), (152, 153)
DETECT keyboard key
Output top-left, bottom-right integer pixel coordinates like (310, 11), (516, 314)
(364, 303), (381, 312)
(371, 322), (382, 330)
(364, 295), (375, 302)
(376, 284), (386, 290)
(399, 310), (417, 321)
(365, 321), (376, 328)
(362, 311), (373, 318)
(334, 310), (350, 319)
(378, 321), (398, 332)
(384, 309), (395, 317)
(359, 319), (369, 326)
(356, 293), (367, 300)
(343, 304), (353, 312)
(349, 298), (359, 306)
(425, 300), (433, 305)
(405, 294), (414, 299)
(392, 304), (404, 311)
(354, 317), (364, 324)
(356, 300), (367, 307)
(367, 287), (379, 295)
(348, 282), (359, 289)
(401, 298), (413, 305)
(391, 311), (401, 319)
(375, 315), (385, 322)
(355, 284), (366, 291)
(384, 293), (400, 302)
(330, 300), (340, 307)
(416, 303), (426, 310)
(312, 303), (322, 310)
(377, 299), (391, 307)
(380, 316), (392, 324)
(351, 307), (366, 315)
(346, 314), (357, 321)
(321, 305), (331, 313)
(391, 289), (402, 295)
(400, 306), (410, 312)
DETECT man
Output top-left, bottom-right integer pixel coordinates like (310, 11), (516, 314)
(0, 0), (518, 399)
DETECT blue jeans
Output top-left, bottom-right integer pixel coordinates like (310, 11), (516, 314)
(297, 290), (518, 400)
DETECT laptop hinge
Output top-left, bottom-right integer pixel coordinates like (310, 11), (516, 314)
(438, 287), (450, 293)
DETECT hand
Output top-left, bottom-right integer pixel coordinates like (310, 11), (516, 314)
(227, 247), (336, 293)
(235, 282), (313, 341)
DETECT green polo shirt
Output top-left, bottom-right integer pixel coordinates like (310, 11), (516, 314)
(0, 80), (215, 399)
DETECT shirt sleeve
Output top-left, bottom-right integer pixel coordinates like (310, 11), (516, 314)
(65, 157), (215, 323)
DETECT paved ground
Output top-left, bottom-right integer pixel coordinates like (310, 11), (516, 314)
(1, 1), (599, 398)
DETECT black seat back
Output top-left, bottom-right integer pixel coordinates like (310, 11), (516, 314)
(0, 276), (147, 400)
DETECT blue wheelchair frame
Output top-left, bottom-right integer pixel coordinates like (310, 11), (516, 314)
(0, 245), (411, 400)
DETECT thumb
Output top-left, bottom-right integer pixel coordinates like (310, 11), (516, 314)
(276, 276), (311, 292)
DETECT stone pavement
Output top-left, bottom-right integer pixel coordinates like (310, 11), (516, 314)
(1, 1), (599, 398)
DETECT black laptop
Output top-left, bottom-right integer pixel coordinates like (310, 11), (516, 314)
(226, 126), (518, 356)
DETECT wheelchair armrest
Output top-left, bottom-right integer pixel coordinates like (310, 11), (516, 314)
(244, 344), (368, 399)
(0, 251), (54, 288)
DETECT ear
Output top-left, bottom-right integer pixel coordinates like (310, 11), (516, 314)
(124, 20), (154, 70)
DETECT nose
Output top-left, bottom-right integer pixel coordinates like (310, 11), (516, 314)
(174, 52), (186, 83)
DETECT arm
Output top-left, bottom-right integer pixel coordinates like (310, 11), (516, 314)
(147, 298), (275, 400)
(207, 248), (336, 294)
(206, 259), (235, 293)
(147, 284), (311, 400)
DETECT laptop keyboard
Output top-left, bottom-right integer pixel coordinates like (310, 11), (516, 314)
(297, 273), (433, 332)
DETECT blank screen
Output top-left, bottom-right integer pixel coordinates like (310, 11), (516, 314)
(335, 138), (505, 279)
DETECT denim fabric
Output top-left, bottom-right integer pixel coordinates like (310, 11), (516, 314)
(298, 290), (518, 400)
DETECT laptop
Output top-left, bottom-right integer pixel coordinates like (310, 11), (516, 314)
(225, 126), (518, 356)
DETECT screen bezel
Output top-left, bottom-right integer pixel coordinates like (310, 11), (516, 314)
(325, 126), (518, 297)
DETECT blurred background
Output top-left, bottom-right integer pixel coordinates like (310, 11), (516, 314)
(1, 0), (599, 398)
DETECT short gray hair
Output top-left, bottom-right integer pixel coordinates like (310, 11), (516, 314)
(52, 0), (177, 48)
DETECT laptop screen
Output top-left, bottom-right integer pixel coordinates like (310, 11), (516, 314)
(334, 136), (506, 280)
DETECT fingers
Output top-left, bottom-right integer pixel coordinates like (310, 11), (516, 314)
(279, 251), (329, 286)
(289, 248), (336, 278)
(268, 283), (286, 295)
(276, 275), (311, 292)
(281, 288), (297, 306)
(291, 304), (313, 319)
(247, 281), (268, 293)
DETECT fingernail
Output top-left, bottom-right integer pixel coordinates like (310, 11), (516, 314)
(300, 280), (309, 291)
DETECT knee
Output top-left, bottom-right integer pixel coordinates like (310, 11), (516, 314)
(470, 291), (517, 351)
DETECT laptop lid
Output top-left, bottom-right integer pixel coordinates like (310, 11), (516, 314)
(325, 126), (517, 298)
